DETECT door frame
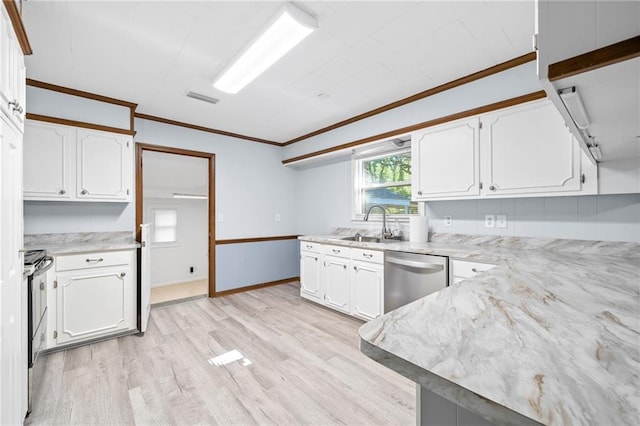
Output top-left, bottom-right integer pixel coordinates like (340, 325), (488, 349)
(135, 142), (216, 298)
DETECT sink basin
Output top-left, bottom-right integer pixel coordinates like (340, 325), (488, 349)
(341, 235), (383, 243)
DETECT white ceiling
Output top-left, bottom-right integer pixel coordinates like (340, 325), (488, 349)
(22, 1), (535, 143)
(143, 150), (208, 198)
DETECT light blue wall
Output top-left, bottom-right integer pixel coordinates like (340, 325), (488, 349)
(215, 239), (300, 292)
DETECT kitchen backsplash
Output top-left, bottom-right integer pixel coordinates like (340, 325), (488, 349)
(23, 201), (135, 234)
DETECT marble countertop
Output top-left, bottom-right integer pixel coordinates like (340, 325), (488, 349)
(300, 232), (640, 425)
(24, 232), (140, 255)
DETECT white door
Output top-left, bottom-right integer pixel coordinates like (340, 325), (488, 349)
(412, 118), (480, 199)
(0, 116), (26, 424)
(55, 267), (132, 345)
(300, 251), (322, 302)
(23, 121), (75, 200)
(480, 100), (582, 196)
(140, 224), (151, 333)
(323, 255), (350, 314)
(350, 262), (383, 321)
(76, 129), (132, 201)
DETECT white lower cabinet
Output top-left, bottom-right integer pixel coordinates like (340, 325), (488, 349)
(450, 259), (496, 286)
(300, 242), (322, 303)
(350, 248), (384, 321)
(46, 249), (137, 349)
(300, 241), (384, 320)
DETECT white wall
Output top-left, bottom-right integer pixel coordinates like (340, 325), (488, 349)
(145, 198), (208, 287)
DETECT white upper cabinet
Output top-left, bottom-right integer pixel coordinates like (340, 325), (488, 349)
(412, 99), (597, 201)
(23, 120), (75, 199)
(23, 120), (133, 202)
(0, 6), (26, 131)
(76, 129), (132, 201)
(480, 100), (582, 196)
(412, 118), (480, 199)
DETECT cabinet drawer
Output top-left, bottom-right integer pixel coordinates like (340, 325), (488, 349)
(352, 248), (383, 264)
(451, 259), (496, 278)
(300, 241), (321, 253)
(321, 244), (351, 258)
(56, 250), (132, 272)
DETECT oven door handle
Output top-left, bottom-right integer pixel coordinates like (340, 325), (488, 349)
(386, 257), (444, 271)
(33, 256), (54, 276)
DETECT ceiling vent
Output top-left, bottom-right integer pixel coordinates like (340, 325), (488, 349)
(186, 91), (219, 105)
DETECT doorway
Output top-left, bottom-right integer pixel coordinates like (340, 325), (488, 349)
(136, 144), (216, 304)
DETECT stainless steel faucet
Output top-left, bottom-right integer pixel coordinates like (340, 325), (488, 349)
(364, 204), (394, 240)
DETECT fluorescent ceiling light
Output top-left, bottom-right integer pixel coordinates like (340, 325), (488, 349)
(558, 87), (590, 130)
(173, 193), (208, 200)
(213, 3), (318, 94)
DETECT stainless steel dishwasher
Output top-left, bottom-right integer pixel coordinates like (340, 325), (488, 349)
(384, 251), (448, 313)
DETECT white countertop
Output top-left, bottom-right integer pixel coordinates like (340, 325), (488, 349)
(24, 231), (140, 255)
(300, 232), (640, 425)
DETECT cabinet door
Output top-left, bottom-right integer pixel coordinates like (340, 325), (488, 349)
(323, 255), (350, 313)
(481, 100), (582, 196)
(55, 266), (135, 345)
(0, 116), (25, 424)
(76, 129), (132, 201)
(350, 261), (383, 321)
(412, 118), (480, 199)
(0, 9), (14, 117)
(23, 121), (75, 200)
(300, 250), (322, 303)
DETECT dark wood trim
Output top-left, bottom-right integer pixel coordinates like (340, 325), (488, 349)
(215, 277), (299, 298)
(26, 113), (136, 136)
(135, 143), (217, 297)
(2, 1), (32, 55)
(282, 91), (546, 165)
(283, 52), (537, 146)
(134, 112), (282, 146)
(26, 79), (137, 109)
(548, 36), (640, 82)
(216, 235), (299, 245)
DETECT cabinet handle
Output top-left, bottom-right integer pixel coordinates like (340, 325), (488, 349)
(80, 189), (88, 195)
(343, 264), (346, 270)
(8, 100), (22, 114)
(332, 249), (341, 254)
(120, 272), (126, 277)
(362, 253), (373, 259)
(489, 185), (496, 191)
(314, 257), (318, 261)
(417, 190), (423, 195)
(59, 189), (66, 195)
(306, 244), (313, 249)
(471, 268), (479, 273)
(85, 258), (104, 263)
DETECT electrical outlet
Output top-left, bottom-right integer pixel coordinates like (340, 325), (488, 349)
(190, 266), (194, 274)
(485, 215), (495, 228)
(496, 214), (508, 229)
(275, 213), (281, 222)
(443, 215), (453, 227)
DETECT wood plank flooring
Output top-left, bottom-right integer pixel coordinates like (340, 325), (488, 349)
(150, 279), (208, 305)
(25, 282), (415, 425)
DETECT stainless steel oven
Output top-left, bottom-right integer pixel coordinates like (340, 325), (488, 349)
(24, 249), (53, 415)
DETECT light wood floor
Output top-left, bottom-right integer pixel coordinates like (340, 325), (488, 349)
(25, 282), (415, 425)
(150, 279), (208, 305)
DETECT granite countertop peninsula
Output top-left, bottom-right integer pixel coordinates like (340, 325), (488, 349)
(300, 231), (640, 425)
(24, 231), (140, 255)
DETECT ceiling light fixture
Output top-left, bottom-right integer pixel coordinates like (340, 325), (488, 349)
(173, 193), (208, 200)
(213, 3), (318, 94)
(558, 87), (590, 130)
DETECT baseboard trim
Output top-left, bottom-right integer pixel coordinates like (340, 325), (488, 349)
(215, 277), (300, 297)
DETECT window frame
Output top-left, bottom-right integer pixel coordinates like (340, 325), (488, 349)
(351, 145), (418, 222)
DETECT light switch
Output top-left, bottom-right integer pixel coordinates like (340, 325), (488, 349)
(484, 215), (495, 228)
(275, 213), (281, 222)
(218, 214), (224, 222)
(496, 214), (508, 228)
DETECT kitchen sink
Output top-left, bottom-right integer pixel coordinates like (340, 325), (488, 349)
(341, 235), (383, 243)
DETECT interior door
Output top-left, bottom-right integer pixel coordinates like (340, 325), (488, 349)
(140, 224), (151, 333)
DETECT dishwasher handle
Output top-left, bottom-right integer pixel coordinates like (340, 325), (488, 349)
(386, 257), (444, 271)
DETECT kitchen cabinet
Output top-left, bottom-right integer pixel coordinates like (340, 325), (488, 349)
(412, 99), (597, 201)
(23, 120), (133, 202)
(300, 241), (323, 303)
(46, 250), (137, 349)
(322, 244), (351, 314)
(300, 241), (385, 320)
(350, 248), (384, 321)
(0, 5), (25, 132)
(412, 118), (480, 199)
(450, 259), (496, 286)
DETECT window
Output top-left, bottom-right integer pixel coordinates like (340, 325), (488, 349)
(152, 208), (178, 243)
(353, 147), (418, 218)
